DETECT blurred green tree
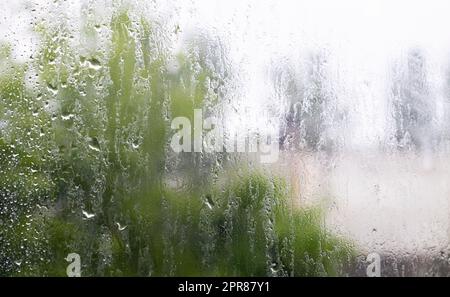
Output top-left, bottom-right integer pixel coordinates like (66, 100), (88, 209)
(0, 7), (353, 276)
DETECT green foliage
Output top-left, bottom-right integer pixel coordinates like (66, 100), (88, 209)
(208, 170), (353, 276)
(0, 8), (354, 276)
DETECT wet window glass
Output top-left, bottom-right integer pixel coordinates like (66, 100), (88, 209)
(1, 0), (450, 277)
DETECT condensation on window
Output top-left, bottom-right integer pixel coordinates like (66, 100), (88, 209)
(1, 0), (450, 276)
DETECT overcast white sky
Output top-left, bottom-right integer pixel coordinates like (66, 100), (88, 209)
(2, 0), (450, 148)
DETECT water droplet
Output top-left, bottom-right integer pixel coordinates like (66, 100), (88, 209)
(47, 83), (58, 95)
(88, 137), (100, 152)
(83, 58), (101, 71)
(131, 140), (140, 149)
(61, 113), (74, 121)
(116, 222), (127, 231)
(204, 194), (214, 210)
(82, 210), (95, 220)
